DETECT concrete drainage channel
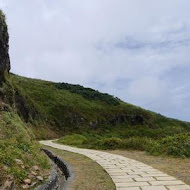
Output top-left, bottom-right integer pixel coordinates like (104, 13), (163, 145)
(38, 149), (74, 190)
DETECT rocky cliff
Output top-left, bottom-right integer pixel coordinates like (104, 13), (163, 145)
(0, 10), (10, 85)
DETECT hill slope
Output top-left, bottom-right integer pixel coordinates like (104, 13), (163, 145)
(11, 74), (190, 136)
(10, 74), (190, 157)
(12, 74), (190, 137)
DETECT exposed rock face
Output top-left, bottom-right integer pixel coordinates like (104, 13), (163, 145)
(0, 10), (10, 85)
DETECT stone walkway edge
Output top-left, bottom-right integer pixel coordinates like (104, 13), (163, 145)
(40, 140), (190, 190)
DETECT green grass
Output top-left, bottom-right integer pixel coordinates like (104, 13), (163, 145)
(11, 74), (190, 136)
(147, 133), (190, 157)
(58, 134), (87, 146)
(10, 74), (190, 158)
(0, 106), (49, 187)
(55, 82), (120, 105)
(58, 133), (190, 158)
(0, 75), (49, 188)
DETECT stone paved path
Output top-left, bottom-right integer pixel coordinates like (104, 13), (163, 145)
(40, 140), (190, 190)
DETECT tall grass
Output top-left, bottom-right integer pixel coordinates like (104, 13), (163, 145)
(58, 133), (190, 158)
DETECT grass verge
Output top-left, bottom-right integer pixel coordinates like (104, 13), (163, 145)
(43, 146), (115, 190)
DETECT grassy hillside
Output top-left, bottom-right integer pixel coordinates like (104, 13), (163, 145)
(0, 103), (49, 187)
(11, 74), (190, 157)
(0, 76), (49, 189)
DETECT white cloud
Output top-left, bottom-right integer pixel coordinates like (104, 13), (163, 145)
(1, 0), (190, 121)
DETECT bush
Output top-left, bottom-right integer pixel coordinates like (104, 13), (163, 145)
(58, 134), (87, 146)
(122, 137), (152, 151)
(96, 137), (153, 151)
(82, 136), (153, 151)
(55, 83), (120, 105)
(146, 141), (162, 156)
(58, 132), (190, 158)
(147, 133), (190, 157)
(97, 137), (123, 150)
(123, 126), (187, 139)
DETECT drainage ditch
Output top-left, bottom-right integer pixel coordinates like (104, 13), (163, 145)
(38, 149), (74, 190)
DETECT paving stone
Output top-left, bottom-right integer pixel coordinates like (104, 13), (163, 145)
(115, 182), (149, 187)
(134, 177), (155, 182)
(149, 180), (185, 186)
(155, 176), (176, 181)
(127, 172), (147, 175)
(140, 174), (169, 177)
(113, 178), (135, 183)
(111, 175), (140, 179)
(141, 186), (167, 190)
(110, 172), (128, 176)
(117, 187), (141, 190)
(166, 185), (190, 190)
(106, 169), (124, 172)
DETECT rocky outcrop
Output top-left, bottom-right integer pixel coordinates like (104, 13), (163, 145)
(0, 10), (10, 85)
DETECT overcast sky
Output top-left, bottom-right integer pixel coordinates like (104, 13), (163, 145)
(1, 0), (190, 121)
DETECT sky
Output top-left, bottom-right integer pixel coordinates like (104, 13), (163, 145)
(0, 0), (190, 121)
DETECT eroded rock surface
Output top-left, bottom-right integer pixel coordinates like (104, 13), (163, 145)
(0, 10), (10, 85)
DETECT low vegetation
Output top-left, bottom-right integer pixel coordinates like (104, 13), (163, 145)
(0, 105), (49, 188)
(58, 132), (190, 158)
(11, 74), (190, 135)
(58, 134), (87, 146)
(148, 133), (190, 157)
(55, 82), (120, 105)
(8, 74), (190, 158)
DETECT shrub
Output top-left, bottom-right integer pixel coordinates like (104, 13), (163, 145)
(55, 83), (120, 105)
(58, 134), (87, 146)
(83, 137), (152, 151)
(98, 137), (123, 149)
(147, 133), (190, 157)
(146, 141), (162, 156)
(122, 137), (152, 151)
